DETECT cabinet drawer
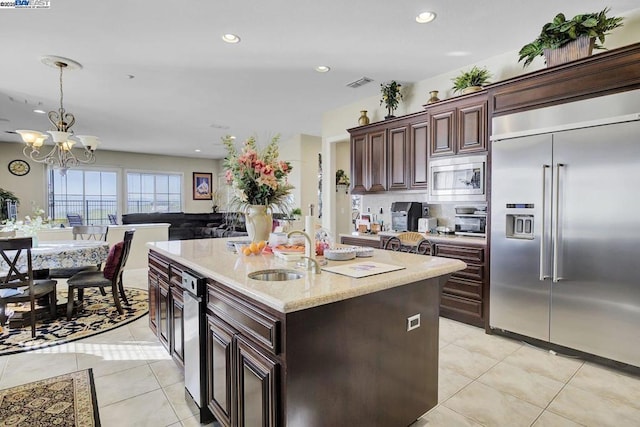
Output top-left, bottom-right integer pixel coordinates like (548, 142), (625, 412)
(149, 253), (169, 276)
(452, 263), (484, 282)
(169, 264), (183, 288)
(207, 284), (281, 355)
(443, 277), (482, 300)
(435, 244), (484, 263)
(440, 293), (483, 324)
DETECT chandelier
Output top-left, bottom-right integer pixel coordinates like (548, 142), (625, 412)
(17, 56), (99, 175)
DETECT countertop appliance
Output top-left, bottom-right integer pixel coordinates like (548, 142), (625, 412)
(390, 202), (422, 232)
(182, 271), (213, 423)
(490, 90), (640, 368)
(418, 217), (437, 233)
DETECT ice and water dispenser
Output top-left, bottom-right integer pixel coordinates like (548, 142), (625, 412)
(505, 204), (535, 240)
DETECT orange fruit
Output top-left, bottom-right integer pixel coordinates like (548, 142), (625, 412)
(249, 242), (259, 254)
(242, 247), (252, 256)
(257, 240), (266, 250)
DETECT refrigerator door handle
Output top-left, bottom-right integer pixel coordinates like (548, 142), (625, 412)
(540, 164), (550, 281)
(553, 163), (565, 282)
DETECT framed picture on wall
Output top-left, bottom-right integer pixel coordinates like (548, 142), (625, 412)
(193, 172), (213, 200)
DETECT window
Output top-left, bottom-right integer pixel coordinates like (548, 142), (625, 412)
(49, 169), (118, 225)
(126, 172), (182, 213)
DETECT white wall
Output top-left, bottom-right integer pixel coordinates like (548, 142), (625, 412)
(0, 141), (220, 220)
(320, 8), (640, 238)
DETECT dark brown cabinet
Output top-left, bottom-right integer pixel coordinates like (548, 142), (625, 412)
(170, 286), (184, 367)
(429, 92), (487, 157)
(434, 242), (486, 327)
(349, 112), (428, 194)
(388, 125), (408, 190)
(206, 282), (281, 427)
(148, 252), (185, 365)
(409, 120), (429, 189)
(350, 127), (387, 193)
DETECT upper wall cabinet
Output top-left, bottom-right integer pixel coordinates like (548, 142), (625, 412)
(429, 92), (488, 157)
(350, 126), (388, 194)
(349, 112), (428, 194)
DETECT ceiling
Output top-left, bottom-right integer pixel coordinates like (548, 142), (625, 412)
(1, 0), (638, 159)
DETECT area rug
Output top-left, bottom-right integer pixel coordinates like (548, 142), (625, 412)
(0, 368), (100, 427)
(0, 288), (148, 356)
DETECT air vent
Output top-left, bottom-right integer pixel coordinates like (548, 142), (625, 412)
(346, 77), (373, 88)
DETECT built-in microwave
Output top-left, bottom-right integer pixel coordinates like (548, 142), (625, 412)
(428, 155), (487, 202)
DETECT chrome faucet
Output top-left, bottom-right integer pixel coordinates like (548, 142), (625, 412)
(287, 230), (314, 260)
(287, 230), (321, 274)
(299, 256), (321, 274)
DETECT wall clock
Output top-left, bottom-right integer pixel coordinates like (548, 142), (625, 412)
(8, 159), (30, 176)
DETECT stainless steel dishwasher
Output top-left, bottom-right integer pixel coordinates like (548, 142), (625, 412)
(181, 271), (213, 423)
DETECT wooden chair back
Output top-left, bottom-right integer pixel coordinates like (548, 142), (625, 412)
(0, 237), (57, 337)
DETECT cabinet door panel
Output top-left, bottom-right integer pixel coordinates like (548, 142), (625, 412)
(458, 101), (487, 153)
(368, 130), (387, 192)
(236, 336), (279, 427)
(410, 121), (429, 189)
(388, 126), (408, 190)
(350, 134), (367, 193)
(207, 315), (235, 427)
(430, 110), (455, 156)
(148, 271), (159, 334)
(158, 278), (170, 350)
(171, 287), (184, 366)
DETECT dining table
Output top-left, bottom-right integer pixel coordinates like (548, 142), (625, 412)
(0, 240), (110, 272)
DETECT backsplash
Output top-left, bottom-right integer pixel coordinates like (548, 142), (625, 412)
(358, 193), (484, 232)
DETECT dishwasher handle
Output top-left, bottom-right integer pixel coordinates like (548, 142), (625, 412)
(182, 271), (205, 297)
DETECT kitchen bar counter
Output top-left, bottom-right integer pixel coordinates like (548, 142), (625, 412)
(147, 237), (465, 313)
(147, 237), (466, 426)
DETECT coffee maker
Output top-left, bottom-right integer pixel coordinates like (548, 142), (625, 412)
(390, 202), (422, 232)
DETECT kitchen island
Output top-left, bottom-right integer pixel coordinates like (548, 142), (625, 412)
(147, 238), (465, 427)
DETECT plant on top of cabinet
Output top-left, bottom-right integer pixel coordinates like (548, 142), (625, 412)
(380, 81), (403, 119)
(518, 7), (623, 67)
(451, 66), (492, 95)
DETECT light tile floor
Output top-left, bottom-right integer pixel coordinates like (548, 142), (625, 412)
(0, 268), (639, 426)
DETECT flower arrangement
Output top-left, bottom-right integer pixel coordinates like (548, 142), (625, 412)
(380, 81), (403, 119)
(222, 134), (294, 212)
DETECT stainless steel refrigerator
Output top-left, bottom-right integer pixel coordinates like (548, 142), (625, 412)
(490, 90), (640, 368)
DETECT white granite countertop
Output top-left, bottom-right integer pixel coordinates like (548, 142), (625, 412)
(341, 232), (487, 246)
(147, 238), (466, 314)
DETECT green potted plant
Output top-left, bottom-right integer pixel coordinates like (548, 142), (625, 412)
(335, 169), (350, 193)
(451, 66), (492, 94)
(380, 81), (403, 119)
(518, 7), (623, 68)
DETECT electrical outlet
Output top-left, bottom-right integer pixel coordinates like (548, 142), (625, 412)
(407, 314), (421, 331)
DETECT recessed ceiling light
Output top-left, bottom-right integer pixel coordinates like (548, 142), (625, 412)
(195, 149), (201, 153)
(315, 65), (331, 73)
(415, 11), (436, 24)
(33, 109), (46, 114)
(222, 33), (241, 44)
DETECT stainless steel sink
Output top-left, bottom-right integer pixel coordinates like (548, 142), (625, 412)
(248, 269), (304, 281)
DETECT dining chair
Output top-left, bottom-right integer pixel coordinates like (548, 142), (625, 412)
(66, 213), (84, 226)
(384, 232), (433, 255)
(66, 229), (135, 320)
(108, 214), (118, 225)
(0, 237), (58, 337)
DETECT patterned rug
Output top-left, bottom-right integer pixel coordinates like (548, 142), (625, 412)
(0, 368), (100, 427)
(0, 288), (148, 356)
